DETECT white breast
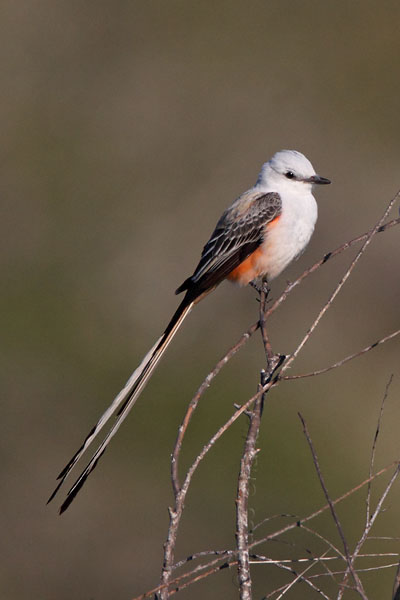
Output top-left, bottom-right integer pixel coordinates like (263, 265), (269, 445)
(256, 190), (318, 280)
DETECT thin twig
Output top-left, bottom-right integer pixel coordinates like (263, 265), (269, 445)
(298, 413), (368, 599)
(367, 375), (393, 523)
(171, 320), (260, 497)
(311, 563), (400, 578)
(166, 560), (237, 597)
(280, 191), (400, 376)
(186, 463), (397, 595)
(162, 356), (283, 596)
(251, 552), (398, 566)
(172, 548), (233, 571)
(250, 513), (298, 534)
(160, 385), (398, 597)
(161, 321), (260, 597)
(134, 555), (236, 600)
(367, 536), (400, 541)
(281, 332), (400, 381)
(138, 461), (397, 599)
(392, 561), (400, 600)
(160, 375), (277, 598)
(296, 529), (340, 587)
(261, 552), (333, 600)
(264, 216), (400, 322)
(250, 461), (398, 549)
(299, 523), (346, 566)
(275, 549), (331, 599)
(337, 464), (400, 599)
(337, 376), (397, 600)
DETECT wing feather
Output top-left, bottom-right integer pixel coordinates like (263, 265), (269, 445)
(176, 192), (281, 296)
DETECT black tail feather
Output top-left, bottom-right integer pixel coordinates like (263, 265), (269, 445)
(48, 295), (194, 513)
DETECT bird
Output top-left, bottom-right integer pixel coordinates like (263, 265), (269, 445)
(49, 149), (331, 513)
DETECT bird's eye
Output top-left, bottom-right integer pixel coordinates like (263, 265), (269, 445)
(285, 171), (295, 179)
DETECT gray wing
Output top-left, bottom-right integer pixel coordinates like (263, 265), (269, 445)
(176, 192), (281, 297)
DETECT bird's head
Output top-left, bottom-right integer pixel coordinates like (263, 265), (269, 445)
(257, 150), (331, 193)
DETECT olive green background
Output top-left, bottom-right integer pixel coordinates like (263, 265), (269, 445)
(2, 2), (400, 599)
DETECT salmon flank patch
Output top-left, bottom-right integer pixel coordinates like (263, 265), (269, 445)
(227, 247), (264, 285)
(266, 214), (281, 228)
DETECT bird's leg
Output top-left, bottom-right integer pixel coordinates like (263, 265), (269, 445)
(250, 277), (271, 297)
(258, 277), (274, 363)
(261, 277), (270, 298)
(249, 280), (262, 294)
(250, 277), (276, 364)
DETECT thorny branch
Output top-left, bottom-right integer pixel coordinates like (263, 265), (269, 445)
(154, 193), (399, 599)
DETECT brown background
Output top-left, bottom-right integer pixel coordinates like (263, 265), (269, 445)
(2, 2), (400, 598)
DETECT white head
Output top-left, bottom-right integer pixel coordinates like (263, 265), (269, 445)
(256, 150), (331, 193)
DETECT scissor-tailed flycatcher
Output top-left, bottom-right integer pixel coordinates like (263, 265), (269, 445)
(49, 149), (330, 513)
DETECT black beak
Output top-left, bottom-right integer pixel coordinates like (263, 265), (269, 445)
(307, 175), (331, 185)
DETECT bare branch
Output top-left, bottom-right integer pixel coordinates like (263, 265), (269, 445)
(251, 552), (398, 566)
(299, 523), (346, 564)
(137, 460), (397, 599)
(236, 373), (264, 600)
(282, 332), (400, 381)
(367, 375), (394, 523)
(160, 373), (278, 597)
(133, 556), (237, 600)
(167, 560), (237, 597)
(250, 460), (399, 553)
(336, 377), (398, 600)
(258, 551), (334, 600)
(392, 561), (400, 600)
(172, 548), (233, 571)
(275, 550), (331, 599)
(337, 464), (400, 599)
(368, 537), (400, 541)
(308, 562), (400, 578)
(298, 413), (368, 599)
(171, 319), (260, 497)
(250, 513), (298, 535)
(280, 191), (400, 375)
(264, 215), (400, 322)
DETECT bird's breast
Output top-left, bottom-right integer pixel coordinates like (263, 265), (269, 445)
(227, 192), (317, 286)
(256, 192), (318, 280)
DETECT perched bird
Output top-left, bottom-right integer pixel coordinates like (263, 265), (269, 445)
(49, 149), (330, 513)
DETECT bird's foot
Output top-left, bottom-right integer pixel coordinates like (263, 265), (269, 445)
(250, 278), (270, 297)
(250, 280), (262, 293)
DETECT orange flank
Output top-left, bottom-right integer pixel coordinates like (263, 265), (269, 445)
(265, 214), (281, 228)
(227, 247), (264, 283)
(227, 215), (281, 285)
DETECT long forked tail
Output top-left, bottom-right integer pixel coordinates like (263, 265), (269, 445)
(48, 296), (194, 514)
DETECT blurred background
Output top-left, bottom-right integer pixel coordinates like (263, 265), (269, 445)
(2, 1), (400, 598)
